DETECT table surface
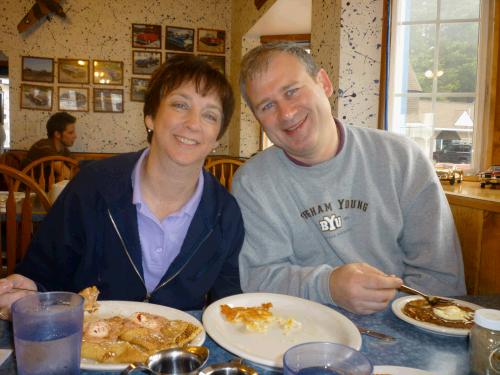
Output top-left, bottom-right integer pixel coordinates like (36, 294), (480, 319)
(1, 294), (498, 374)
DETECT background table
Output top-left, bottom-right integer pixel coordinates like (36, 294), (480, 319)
(0, 294), (498, 374)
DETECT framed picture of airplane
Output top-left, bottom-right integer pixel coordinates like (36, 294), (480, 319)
(132, 24), (161, 49)
(132, 51), (161, 75)
(58, 58), (89, 84)
(20, 84), (53, 111)
(93, 60), (123, 85)
(166, 26), (194, 53)
(22, 56), (54, 83)
(94, 88), (124, 113)
(197, 28), (225, 54)
(58, 87), (89, 112)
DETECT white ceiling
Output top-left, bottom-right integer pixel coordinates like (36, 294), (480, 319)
(246, 0), (311, 38)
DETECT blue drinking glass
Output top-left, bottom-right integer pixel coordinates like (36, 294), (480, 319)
(283, 342), (373, 375)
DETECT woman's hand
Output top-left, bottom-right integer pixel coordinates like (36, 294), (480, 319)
(0, 274), (38, 320)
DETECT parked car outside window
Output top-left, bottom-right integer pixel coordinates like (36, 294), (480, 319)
(433, 143), (472, 164)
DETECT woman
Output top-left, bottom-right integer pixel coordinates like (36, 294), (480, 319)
(0, 55), (243, 318)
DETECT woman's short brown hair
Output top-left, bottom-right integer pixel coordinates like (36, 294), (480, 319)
(143, 54), (234, 142)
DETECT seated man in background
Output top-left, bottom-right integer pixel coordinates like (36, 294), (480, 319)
(233, 42), (466, 315)
(23, 111), (77, 178)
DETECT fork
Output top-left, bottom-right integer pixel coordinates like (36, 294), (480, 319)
(399, 284), (451, 306)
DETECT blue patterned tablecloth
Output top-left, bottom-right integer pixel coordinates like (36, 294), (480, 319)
(1, 294), (498, 374)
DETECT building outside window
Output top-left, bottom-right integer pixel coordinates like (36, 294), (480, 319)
(386, 0), (490, 173)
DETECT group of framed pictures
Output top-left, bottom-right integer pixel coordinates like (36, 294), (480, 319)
(20, 56), (124, 113)
(132, 24), (226, 54)
(130, 24), (226, 102)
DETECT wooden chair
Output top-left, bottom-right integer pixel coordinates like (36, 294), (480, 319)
(0, 165), (51, 276)
(204, 158), (245, 192)
(18, 155), (80, 193)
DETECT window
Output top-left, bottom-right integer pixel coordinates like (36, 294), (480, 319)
(386, 0), (490, 172)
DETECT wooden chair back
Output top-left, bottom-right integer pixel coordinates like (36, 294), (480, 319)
(0, 151), (23, 170)
(18, 155), (80, 193)
(204, 158), (244, 192)
(0, 165), (51, 276)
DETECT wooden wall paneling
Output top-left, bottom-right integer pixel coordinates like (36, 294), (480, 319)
(478, 212), (500, 294)
(450, 205), (483, 295)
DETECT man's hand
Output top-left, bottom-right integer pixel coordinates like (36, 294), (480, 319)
(0, 274), (38, 320)
(329, 263), (402, 315)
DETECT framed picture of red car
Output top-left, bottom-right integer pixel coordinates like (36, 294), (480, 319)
(58, 87), (89, 112)
(94, 88), (124, 113)
(166, 26), (195, 53)
(20, 84), (53, 111)
(197, 28), (225, 54)
(132, 51), (162, 75)
(132, 24), (161, 49)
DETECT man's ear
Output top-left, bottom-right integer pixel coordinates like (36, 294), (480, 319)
(316, 68), (334, 97)
(53, 131), (62, 140)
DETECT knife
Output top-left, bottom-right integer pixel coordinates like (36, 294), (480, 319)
(357, 326), (396, 341)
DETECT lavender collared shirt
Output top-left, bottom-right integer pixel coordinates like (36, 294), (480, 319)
(131, 149), (204, 293)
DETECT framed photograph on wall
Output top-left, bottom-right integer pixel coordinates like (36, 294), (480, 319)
(132, 51), (161, 75)
(93, 60), (123, 85)
(94, 88), (124, 113)
(132, 23), (161, 49)
(131, 77), (150, 102)
(22, 56), (54, 83)
(58, 59), (90, 84)
(58, 87), (89, 112)
(197, 28), (225, 54)
(20, 84), (53, 111)
(165, 26), (194, 53)
(166, 52), (190, 61)
(198, 54), (225, 75)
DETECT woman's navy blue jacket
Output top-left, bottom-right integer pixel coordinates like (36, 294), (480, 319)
(16, 151), (244, 310)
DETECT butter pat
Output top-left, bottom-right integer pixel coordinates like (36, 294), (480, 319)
(433, 305), (473, 321)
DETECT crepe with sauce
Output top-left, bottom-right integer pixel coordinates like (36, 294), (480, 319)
(402, 298), (474, 329)
(78, 287), (202, 364)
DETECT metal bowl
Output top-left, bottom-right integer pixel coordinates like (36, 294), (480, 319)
(122, 346), (209, 375)
(199, 359), (258, 375)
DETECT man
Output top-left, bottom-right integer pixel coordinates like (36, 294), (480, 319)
(233, 42), (466, 315)
(24, 111), (77, 178)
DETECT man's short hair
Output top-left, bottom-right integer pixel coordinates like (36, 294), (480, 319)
(143, 54), (234, 142)
(239, 42), (320, 108)
(46, 112), (76, 138)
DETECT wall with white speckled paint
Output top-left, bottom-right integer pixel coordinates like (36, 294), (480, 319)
(1, 0), (231, 153)
(337, 0), (383, 128)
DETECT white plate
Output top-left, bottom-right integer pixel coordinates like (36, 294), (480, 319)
(202, 292), (361, 368)
(374, 365), (437, 375)
(391, 296), (480, 337)
(80, 301), (205, 371)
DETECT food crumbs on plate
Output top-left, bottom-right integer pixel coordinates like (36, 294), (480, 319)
(220, 303), (301, 334)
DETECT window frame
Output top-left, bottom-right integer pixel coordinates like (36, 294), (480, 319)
(381, 0), (494, 173)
